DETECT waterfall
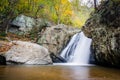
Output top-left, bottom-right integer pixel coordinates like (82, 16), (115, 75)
(60, 32), (92, 65)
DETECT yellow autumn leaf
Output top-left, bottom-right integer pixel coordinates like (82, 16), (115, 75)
(61, 0), (67, 4)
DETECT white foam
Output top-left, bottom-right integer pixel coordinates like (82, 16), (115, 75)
(53, 63), (95, 66)
(60, 32), (92, 65)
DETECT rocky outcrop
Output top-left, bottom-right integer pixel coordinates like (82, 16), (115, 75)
(83, 0), (120, 67)
(9, 15), (52, 34)
(5, 41), (52, 65)
(37, 24), (80, 55)
(11, 15), (36, 32)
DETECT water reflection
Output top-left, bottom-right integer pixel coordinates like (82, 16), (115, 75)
(0, 65), (120, 80)
(69, 66), (89, 80)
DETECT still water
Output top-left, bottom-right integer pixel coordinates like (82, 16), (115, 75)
(0, 65), (119, 80)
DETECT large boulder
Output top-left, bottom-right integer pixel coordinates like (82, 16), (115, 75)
(83, 0), (120, 67)
(37, 24), (80, 55)
(5, 41), (52, 65)
(12, 15), (35, 31)
(9, 15), (51, 34)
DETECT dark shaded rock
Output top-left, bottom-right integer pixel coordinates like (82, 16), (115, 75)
(83, 0), (120, 67)
(89, 50), (96, 64)
(0, 55), (6, 65)
(50, 53), (66, 63)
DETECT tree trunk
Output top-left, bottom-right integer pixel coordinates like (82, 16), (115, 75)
(94, 0), (97, 10)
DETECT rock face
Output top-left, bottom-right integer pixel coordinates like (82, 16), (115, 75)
(10, 15), (51, 34)
(37, 24), (80, 55)
(83, 1), (120, 67)
(11, 15), (36, 32)
(5, 41), (52, 65)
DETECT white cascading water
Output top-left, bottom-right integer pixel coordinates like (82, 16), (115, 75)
(60, 32), (92, 65)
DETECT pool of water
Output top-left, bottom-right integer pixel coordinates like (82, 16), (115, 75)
(0, 65), (119, 80)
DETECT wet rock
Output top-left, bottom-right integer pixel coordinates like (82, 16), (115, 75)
(50, 53), (66, 63)
(5, 41), (52, 65)
(83, 0), (120, 67)
(37, 24), (80, 55)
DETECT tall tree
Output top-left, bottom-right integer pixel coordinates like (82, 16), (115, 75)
(94, 0), (97, 10)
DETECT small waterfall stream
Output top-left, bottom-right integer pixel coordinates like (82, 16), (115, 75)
(60, 32), (92, 65)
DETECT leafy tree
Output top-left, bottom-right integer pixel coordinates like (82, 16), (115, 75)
(51, 0), (73, 24)
(0, 0), (19, 33)
(0, 0), (95, 29)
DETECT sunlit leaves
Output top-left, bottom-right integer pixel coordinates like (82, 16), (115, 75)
(0, 0), (9, 12)
(0, 0), (92, 28)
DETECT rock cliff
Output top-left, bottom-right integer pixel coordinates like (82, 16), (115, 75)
(37, 24), (80, 55)
(83, 0), (120, 67)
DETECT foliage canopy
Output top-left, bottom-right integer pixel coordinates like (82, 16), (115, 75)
(0, 0), (93, 27)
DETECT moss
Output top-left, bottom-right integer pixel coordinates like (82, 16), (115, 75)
(112, 0), (120, 2)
